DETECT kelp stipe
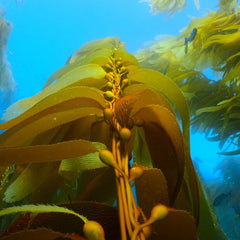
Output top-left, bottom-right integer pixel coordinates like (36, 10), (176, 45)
(0, 37), (222, 239)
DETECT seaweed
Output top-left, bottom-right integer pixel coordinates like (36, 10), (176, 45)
(0, 37), (222, 239)
(0, 9), (15, 104)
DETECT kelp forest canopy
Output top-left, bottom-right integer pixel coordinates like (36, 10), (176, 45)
(0, 37), (227, 240)
(136, 8), (240, 156)
(141, 0), (238, 17)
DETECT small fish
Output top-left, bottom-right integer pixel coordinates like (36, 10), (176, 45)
(213, 192), (231, 207)
(185, 28), (197, 54)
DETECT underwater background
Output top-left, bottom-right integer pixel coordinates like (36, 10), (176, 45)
(0, 0), (240, 239)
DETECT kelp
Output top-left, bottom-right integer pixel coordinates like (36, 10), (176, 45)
(140, 0), (237, 17)
(135, 9), (240, 155)
(0, 37), (221, 239)
(0, 9), (15, 103)
(140, 0), (199, 16)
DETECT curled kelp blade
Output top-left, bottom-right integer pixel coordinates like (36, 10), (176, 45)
(115, 87), (175, 127)
(128, 68), (190, 146)
(2, 64), (106, 121)
(132, 105), (185, 205)
(135, 167), (169, 218)
(0, 86), (106, 131)
(1, 228), (86, 240)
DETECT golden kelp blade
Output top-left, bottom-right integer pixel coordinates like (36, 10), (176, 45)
(2, 64), (106, 121)
(132, 105), (185, 204)
(0, 139), (99, 166)
(128, 69), (190, 146)
(0, 107), (102, 146)
(0, 86), (106, 131)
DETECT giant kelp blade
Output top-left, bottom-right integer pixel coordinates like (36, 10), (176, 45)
(133, 127), (153, 167)
(90, 120), (112, 149)
(3, 162), (59, 203)
(69, 37), (121, 60)
(0, 86), (106, 131)
(115, 87), (174, 126)
(0, 107), (102, 146)
(175, 149), (199, 223)
(151, 209), (197, 240)
(1, 228), (85, 240)
(77, 168), (116, 204)
(29, 167), (64, 204)
(0, 139), (98, 166)
(133, 105), (185, 205)
(59, 142), (108, 180)
(197, 177), (228, 240)
(0, 204), (88, 222)
(2, 64), (106, 121)
(5, 202), (120, 240)
(123, 85), (174, 115)
(135, 167), (169, 218)
(128, 68), (190, 146)
(70, 48), (113, 66)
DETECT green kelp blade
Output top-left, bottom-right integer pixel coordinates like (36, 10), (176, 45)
(0, 204), (88, 223)
(0, 86), (106, 131)
(0, 139), (99, 166)
(132, 105), (185, 205)
(2, 64), (106, 121)
(176, 148), (199, 223)
(59, 142), (108, 180)
(0, 107), (102, 146)
(133, 127), (153, 168)
(128, 68), (190, 146)
(135, 167), (169, 218)
(1, 228), (86, 240)
(197, 177), (228, 240)
(4, 162), (57, 203)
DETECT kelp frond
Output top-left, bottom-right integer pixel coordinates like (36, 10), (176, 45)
(135, 9), (240, 156)
(217, 0), (239, 16)
(0, 9), (15, 102)
(0, 37), (222, 239)
(140, 0), (239, 17)
(140, 0), (199, 17)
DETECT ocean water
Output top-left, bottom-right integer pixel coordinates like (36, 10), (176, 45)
(0, 0), (239, 239)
